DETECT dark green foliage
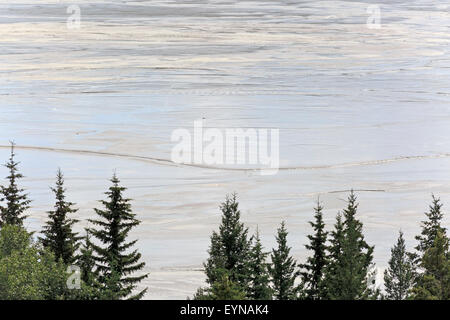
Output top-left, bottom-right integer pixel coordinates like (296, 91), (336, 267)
(78, 230), (97, 286)
(413, 195), (447, 264)
(299, 200), (328, 299)
(321, 212), (343, 298)
(194, 274), (246, 300)
(70, 230), (104, 300)
(247, 228), (272, 300)
(88, 174), (148, 300)
(192, 287), (209, 300)
(323, 191), (375, 300)
(269, 221), (298, 300)
(40, 169), (81, 265)
(0, 143), (31, 226)
(204, 193), (251, 290)
(383, 231), (415, 300)
(411, 230), (450, 300)
(98, 261), (125, 300)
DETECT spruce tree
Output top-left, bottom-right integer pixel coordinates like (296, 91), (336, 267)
(247, 228), (272, 300)
(0, 143), (31, 226)
(321, 212), (344, 298)
(78, 230), (96, 286)
(383, 231), (415, 300)
(412, 230), (450, 300)
(413, 195), (447, 264)
(269, 221), (298, 300)
(323, 191), (375, 299)
(204, 193), (251, 290)
(299, 199), (328, 300)
(88, 174), (148, 300)
(40, 169), (81, 265)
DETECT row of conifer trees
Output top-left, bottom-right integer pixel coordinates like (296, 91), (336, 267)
(0, 144), (148, 299)
(194, 193), (448, 300)
(0, 143), (448, 299)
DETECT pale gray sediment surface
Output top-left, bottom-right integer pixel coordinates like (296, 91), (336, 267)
(1, 0), (450, 299)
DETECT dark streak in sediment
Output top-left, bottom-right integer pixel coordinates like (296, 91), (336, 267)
(1, 145), (450, 173)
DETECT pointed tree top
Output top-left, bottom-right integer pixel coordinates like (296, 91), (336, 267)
(9, 140), (16, 153)
(6, 141), (18, 166)
(111, 171), (120, 185)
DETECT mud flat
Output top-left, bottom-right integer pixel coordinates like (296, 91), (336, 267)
(1, 0), (450, 298)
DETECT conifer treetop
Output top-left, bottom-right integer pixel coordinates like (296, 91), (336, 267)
(0, 142), (31, 226)
(322, 191), (375, 300)
(383, 230), (415, 300)
(415, 194), (447, 256)
(204, 193), (251, 288)
(269, 221), (298, 300)
(88, 173), (148, 300)
(40, 168), (81, 265)
(299, 199), (328, 300)
(247, 226), (272, 300)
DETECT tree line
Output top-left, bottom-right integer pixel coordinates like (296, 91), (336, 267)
(0, 143), (147, 299)
(194, 192), (448, 300)
(0, 143), (448, 300)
